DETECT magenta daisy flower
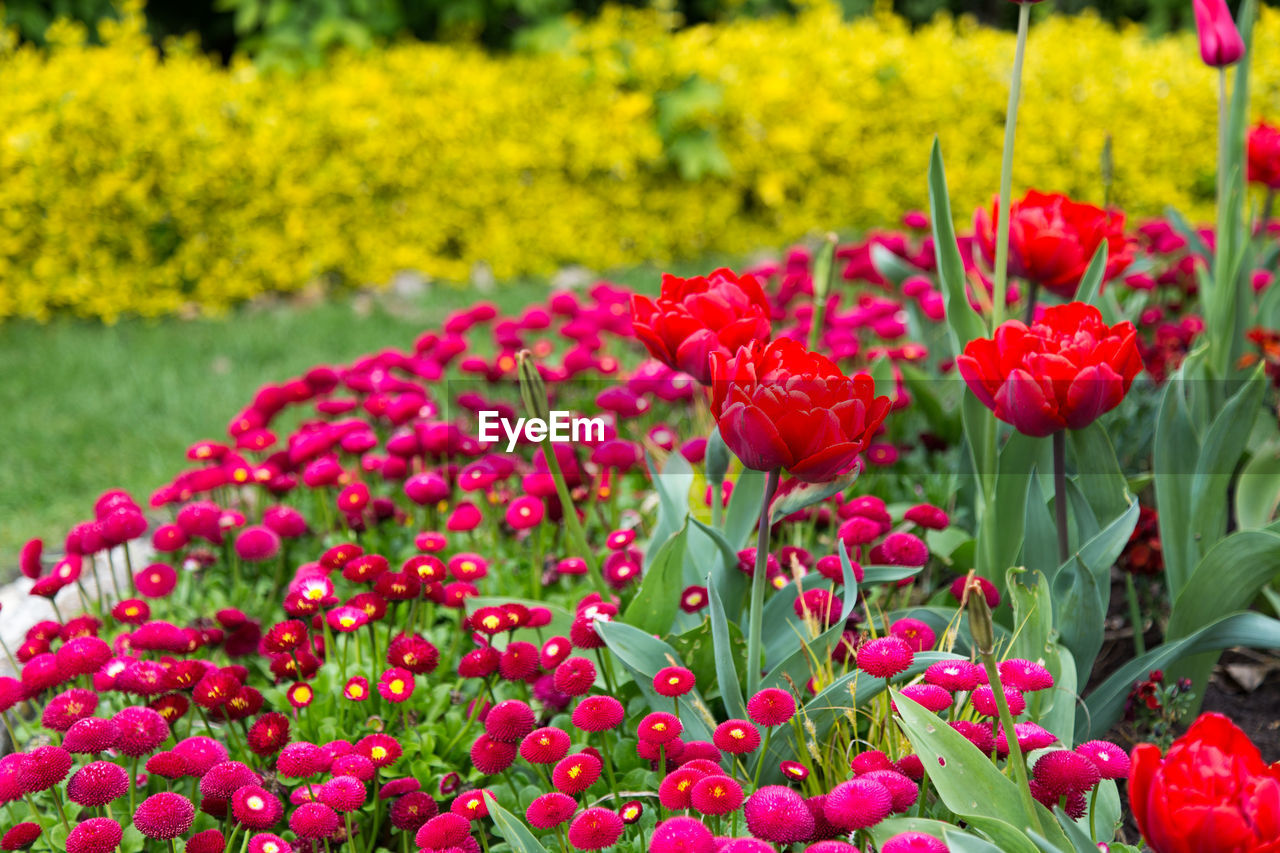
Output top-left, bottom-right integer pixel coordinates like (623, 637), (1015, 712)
(552, 752), (603, 795)
(65, 819), (120, 853)
(856, 636), (914, 679)
(689, 775), (744, 816)
(653, 666), (695, 697)
(231, 786), (284, 830)
(484, 700), (536, 744)
(67, 761), (129, 807)
(824, 778), (893, 830)
(637, 712), (682, 744)
(553, 657), (597, 696)
(111, 706), (169, 757)
(470, 735), (518, 775)
(712, 719), (761, 754)
(389, 792), (439, 832)
(743, 786), (814, 844)
(1032, 750), (1102, 796)
(133, 793), (195, 839)
(1074, 739), (1131, 779)
(377, 668), (415, 703)
(571, 696), (624, 732)
(520, 727), (572, 764)
(567, 807), (624, 851)
(657, 767), (705, 810)
(924, 659), (983, 691)
(746, 688), (796, 727)
(881, 832), (949, 853)
(319, 776), (367, 813)
(649, 816), (714, 853)
(289, 802), (340, 840)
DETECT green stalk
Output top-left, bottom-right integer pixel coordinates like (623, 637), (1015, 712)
(1125, 573), (1147, 657)
(1052, 431), (1069, 565)
(991, 1), (1031, 332)
(746, 469), (781, 698)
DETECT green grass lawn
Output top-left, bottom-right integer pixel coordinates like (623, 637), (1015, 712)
(0, 258), (738, 574)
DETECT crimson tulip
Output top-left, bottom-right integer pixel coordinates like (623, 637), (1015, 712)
(631, 268), (772, 385)
(1192, 0), (1244, 68)
(709, 338), (891, 483)
(1130, 712), (1280, 853)
(956, 302), (1142, 437)
(1247, 121), (1280, 190)
(975, 190), (1133, 299)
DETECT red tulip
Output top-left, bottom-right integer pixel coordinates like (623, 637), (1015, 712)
(709, 338), (891, 483)
(956, 302), (1142, 437)
(1130, 712), (1280, 853)
(1192, 0), (1244, 68)
(631, 268), (772, 385)
(975, 190), (1133, 299)
(1247, 121), (1280, 190)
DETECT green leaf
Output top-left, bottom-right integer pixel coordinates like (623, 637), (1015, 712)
(761, 540), (860, 691)
(595, 620), (716, 744)
(868, 817), (950, 844)
(1236, 441), (1280, 529)
(1166, 529), (1280, 640)
(688, 517), (745, 614)
(894, 692), (1072, 849)
(1074, 243), (1108, 308)
(707, 567), (747, 722)
(871, 242), (922, 287)
(928, 137), (988, 354)
(1054, 804), (1104, 853)
(724, 468), (766, 549)
(705, 426), (730, 486)
(770, 471), (857, 519)
(944, 827), (1026, 853)
(624, 523), (689, 637)
(1079, 611), (1280, 741)
(1152, 369), (1200, 595)
(645, 452), (692, 565)
(1068, 424), (1131, 527)
(489, 799), (551, 853)
(867, 354), (896, 400)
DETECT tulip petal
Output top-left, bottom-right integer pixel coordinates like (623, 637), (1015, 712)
(995, 368), (1062, 437)
(719, 403), (792, 473)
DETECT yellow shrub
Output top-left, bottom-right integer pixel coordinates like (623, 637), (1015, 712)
(1, 4), (1277, 321)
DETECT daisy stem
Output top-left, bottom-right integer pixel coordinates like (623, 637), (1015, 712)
(746, 469), (781, 699)
(129, 756), (139, 813)
(123, 542), (138, 597)
(597, 728), (621, 802)
(752, 728), (773, 791)
(979, 648), (1041, 836)
(1089, 784), (1100, 841)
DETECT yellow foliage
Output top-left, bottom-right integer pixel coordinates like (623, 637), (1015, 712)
(1, 3), (1278, 321)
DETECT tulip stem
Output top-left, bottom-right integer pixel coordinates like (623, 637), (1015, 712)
(1262, 189), (1275, 232)
(1023, 281), (1039, 325)
(746, 469), (781, 699)
(1053, 430), (1069, 565)
(991, 1), (1031, 331)
(978, 647), (1042, 837)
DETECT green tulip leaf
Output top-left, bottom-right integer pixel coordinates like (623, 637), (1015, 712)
(489, 799), (551, 853)
(624, 522), (688, 637)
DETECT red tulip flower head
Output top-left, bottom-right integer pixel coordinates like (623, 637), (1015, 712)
(957, 303), (1142, 437)
(1192, 0), (1244, 68)
(710, 338), (891, 483)
(1247, 121), (1280, 190)
(975, 190), (1132, 299)
(1130, 712), (1280, 853)
(631, 268), (772, 385)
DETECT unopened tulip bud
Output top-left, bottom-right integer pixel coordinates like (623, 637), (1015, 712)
(1192, 0), (1244, 67)
(966, 577), (996, 655)
(516, 350), (550, 423)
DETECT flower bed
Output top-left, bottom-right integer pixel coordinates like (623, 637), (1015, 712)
(3, 5), (1280, 321)
(5, 0), (1280, 850)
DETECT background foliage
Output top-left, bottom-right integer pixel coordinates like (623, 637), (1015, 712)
(4, 0), (1275, 61)
(2, 2), (1279, 321)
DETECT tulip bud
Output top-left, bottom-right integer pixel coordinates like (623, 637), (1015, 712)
(516, 350), (550, 423)
(1192, 0), (1244, 67)
(965, 575), (996, 655)
(705, 427), (730, 487)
